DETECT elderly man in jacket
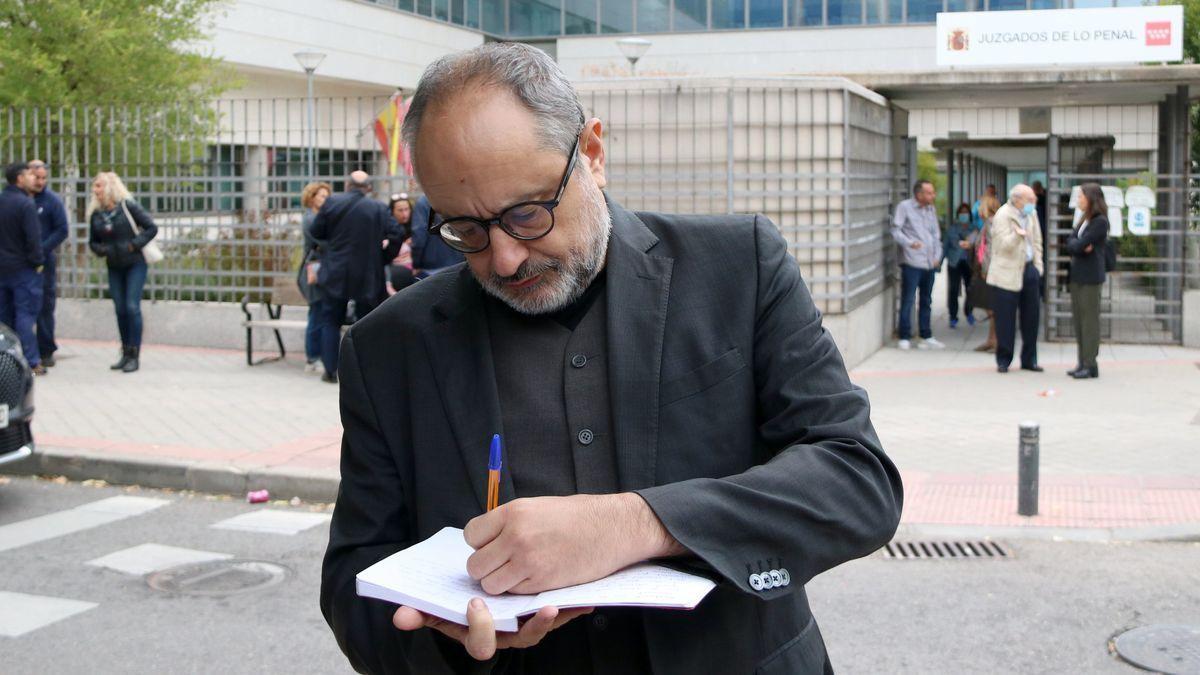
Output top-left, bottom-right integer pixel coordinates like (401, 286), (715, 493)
(986, 184), (1044, 373)
(891, 179), (945, 351)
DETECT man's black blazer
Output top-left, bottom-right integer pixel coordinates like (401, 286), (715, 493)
(310, 189), (403, 305)
(320, 199), (904, 674)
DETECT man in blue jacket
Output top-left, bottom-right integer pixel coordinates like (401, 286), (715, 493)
(26, 160), (68, 367)
(0, 163), (45, 374)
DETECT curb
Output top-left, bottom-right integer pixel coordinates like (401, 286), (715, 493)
(3, 445), (340, 503)
(897, 522), (1200, 544)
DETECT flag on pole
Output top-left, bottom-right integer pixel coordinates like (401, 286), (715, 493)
(373, 93), (411, 176)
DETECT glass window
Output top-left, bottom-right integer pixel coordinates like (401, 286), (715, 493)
(789, 0), (823, 25)
(418, 0), (433, 16)
(749, 0), (784, 26)
(450, 0), (465, 23)
(866, 0), (884, 23)
(827, 0), (861, 24)
(435, 0), (450, 20)
(715, 0), (747, 28)
(600, 0), (634, 32)
(565, 0), (597, 33)
(945, 0), (981, 10)
(1113, 0), (1148, 5)
(638, 0), (670, 31)
(465, 0), (480, 27)
(395, 0), (415, 11)
(674, 0), (708, 30)
(907, 0), (940, 22)
(483, 0), (505, 32)
(989, 0), (1027, 9)
(1070, 0), (1112, 6)
(1031, 0), (1061, 7)
(510, 0), (560, 36)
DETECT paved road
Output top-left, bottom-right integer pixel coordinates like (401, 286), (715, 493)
(4, 476), (1197, 673)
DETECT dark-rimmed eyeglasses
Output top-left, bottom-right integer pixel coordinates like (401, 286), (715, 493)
(428, 137), (581, 254)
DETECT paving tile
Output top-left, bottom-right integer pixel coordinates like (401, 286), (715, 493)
(210, 509), (332, 536)
(0, 592), (98, 637)
(86, 543), (233, 575)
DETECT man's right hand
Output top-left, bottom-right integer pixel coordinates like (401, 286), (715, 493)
(392, 599), (593, 661)
(910, 241), (923, 250)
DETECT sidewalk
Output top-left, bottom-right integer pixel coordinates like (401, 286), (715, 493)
(10, 327), (1200, 536)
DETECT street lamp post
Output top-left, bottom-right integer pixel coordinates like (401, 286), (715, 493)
(293, 49), (326, 178)
(616, 37), (652, 76)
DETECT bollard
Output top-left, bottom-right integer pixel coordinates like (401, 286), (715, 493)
(1018, 421), (1039, 517)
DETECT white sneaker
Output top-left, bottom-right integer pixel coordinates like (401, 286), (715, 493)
(304, 360), (320, 374)
(897, 339), (912, 351)
(919, 337), (946, 350)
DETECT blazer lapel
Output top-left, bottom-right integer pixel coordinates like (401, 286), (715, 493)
(605, 200), (674, 491)
(424, 268), (515, 512)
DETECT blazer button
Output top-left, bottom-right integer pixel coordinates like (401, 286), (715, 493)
(780, 569), (791, 586)
(571, 353), (587, 368)
(749, 573), (764, 591)
(577, 428), (594, 445)
(769, 570), (783, 588)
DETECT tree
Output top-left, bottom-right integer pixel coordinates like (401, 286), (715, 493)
(0, 0), (234, 106)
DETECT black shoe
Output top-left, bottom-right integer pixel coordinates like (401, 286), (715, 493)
(111, 345), (131, 370)
(121, 346), (139, 373)
(1071, 366), (1098, 379)
(321, 372), (338, 384)
(1067, 365), (1084, 376)
(42, 354), (56, 367)
(1021, 365), (1044, 372)
(31, 364), (48, 376)
(997, 365), (1009, 373)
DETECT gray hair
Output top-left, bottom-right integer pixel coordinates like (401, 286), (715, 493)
(401, 43), (585, 176)
(1009, 183), (1033, 204)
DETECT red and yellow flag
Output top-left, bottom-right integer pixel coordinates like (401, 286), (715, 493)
(373, 93), (411, 176)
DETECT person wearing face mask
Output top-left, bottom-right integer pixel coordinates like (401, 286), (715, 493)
(943, 203), (975, 329)
(986, 184), (1044, 373)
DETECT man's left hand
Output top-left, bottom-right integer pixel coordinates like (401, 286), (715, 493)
(463, 493), (684, 596)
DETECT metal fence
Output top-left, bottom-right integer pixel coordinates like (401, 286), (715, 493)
(3, 83), (898, 313)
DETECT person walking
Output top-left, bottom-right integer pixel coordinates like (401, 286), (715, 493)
(386, 192), (415, 293)
(308, 171), (403, 383)
(0, 163), (45, 375)
(891, 179), (945, 350)
(26, 160), (68, 368)
(1065, 182), (1109, 379)
(944, 203), (974, 329)
(87, 171), (158, 373)
(987, 184), (1043, 373)
(298, 181), (331, 374)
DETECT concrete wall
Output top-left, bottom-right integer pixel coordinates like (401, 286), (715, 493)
(557, 25), (935, 79)
(208, 0), (484, 93)
(1185, 290), (1200, 349)
(822, 284), (893, 369)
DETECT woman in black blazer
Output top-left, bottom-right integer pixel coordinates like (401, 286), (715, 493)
(1065, 183), (1109, 379)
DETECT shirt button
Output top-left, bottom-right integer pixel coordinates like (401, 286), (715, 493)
(592, 614), (608, 631)
(577, 428), (594, 445)
(571, 353), (587, 368)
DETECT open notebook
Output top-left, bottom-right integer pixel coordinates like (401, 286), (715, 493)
(356, 527), (716, 632)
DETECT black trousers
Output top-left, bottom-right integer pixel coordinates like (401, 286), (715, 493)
(947, 259), (972, 320)
(991, 264), (1041, 368)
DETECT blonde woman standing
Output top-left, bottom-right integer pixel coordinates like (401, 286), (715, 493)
(87, 172), (158, 373)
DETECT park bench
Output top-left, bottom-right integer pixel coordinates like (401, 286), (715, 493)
(240, 277), (308, 366)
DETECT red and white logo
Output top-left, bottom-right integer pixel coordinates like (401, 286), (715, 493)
(1145, 21), (1171, 46)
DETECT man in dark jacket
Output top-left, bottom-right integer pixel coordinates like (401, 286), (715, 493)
(26, 160), (68, 367)
(309, 171), (403, 383)
(0, 163), (45, 374)
(320, 43), (901, 675)
(408, 194), (465, 277)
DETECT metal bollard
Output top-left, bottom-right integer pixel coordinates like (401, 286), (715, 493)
(1018, 421), (1039, 517)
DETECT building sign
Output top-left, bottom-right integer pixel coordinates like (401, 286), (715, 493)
(937, 6), (1183, 67)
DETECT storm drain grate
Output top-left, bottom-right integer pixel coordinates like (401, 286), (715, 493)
(881, 540), (1012, 560)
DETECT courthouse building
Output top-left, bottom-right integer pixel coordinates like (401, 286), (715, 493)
(54, 0), (1200, 363)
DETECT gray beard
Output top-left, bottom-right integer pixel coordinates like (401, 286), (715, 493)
(477, 174), (612, 316)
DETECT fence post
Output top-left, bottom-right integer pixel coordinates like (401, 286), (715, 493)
(1018, 421), (1040, 517)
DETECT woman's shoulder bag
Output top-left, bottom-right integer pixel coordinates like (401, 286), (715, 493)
(121, 200), (164, 264)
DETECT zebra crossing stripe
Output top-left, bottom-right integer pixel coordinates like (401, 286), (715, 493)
(0, 592), (98, 637)
(0, 496), (170, 553)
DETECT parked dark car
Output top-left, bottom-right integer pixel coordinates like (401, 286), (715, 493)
(0, 323), (34, 467)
